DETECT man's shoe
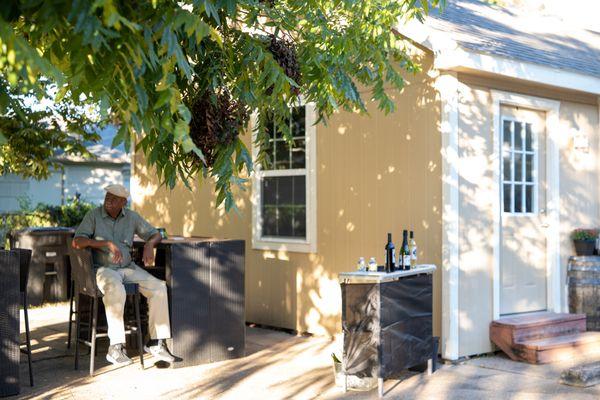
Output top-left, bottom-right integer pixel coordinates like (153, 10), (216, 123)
(106, 344), (133, 366)
(144, 339), (175, 363)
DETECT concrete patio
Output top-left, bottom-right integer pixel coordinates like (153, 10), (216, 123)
(13, 303), (600, 399)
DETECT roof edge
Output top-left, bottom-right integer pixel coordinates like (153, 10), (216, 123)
(397, 20), (600, 96)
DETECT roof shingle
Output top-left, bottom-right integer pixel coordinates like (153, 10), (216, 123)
(426, 0), (600, 78)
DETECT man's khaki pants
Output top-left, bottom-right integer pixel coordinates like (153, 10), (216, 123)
(96, 264), (171, 345)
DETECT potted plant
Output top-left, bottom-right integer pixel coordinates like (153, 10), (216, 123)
(571, 229), (599, 256)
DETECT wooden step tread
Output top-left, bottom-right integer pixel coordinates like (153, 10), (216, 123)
(491, 312), (586, 329)
(516, 332), (600, 350)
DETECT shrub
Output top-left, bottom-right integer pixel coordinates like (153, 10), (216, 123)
(571, 229), (599, 241)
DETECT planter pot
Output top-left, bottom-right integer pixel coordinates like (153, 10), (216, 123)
(573, 239), (596, 256)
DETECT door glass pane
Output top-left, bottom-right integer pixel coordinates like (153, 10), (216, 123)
(514, 184), (523, 213)
(514, 153), (523, 182)
(514, 122), (523, 151)
(525, 154), (533, 182)
(503, 155), (511, 181)
(525, 123), (533, 151)
(503, 184), (512, 212)
(503, 120), (512, 151)
(525, 185), (533, 213)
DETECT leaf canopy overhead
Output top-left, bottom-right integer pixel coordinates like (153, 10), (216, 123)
(0, 0), (443, 210)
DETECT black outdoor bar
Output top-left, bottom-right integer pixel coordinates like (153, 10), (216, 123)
(339, 265), (437, 397)
(0, 250), (21, 397)
(132, 236), (246, 368)
(9, 227), (74, 306)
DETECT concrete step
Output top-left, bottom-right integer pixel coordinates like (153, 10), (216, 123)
(490, 312), (593, 364)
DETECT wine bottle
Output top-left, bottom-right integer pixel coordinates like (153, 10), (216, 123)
(385, 233), (395, 273)
(409, 231), (417, 268)
(401, 230), (410, 270)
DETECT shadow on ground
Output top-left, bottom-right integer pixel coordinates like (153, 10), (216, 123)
(11, 304), (600, 400)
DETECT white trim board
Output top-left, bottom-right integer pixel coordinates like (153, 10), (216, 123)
(490, 90), (562, 320)
(436, 72), (460, 361)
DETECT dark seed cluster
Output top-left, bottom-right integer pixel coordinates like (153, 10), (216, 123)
(188, 90), (249, 167)
(267, 34), (301, 95)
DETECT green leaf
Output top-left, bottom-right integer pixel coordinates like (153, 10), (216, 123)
(154, 88), (172, 110)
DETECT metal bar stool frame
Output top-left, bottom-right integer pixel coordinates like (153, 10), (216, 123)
(69, 247), (144, 376)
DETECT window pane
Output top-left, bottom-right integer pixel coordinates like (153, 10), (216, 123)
(525, 154), (533, 182)
(514, 184), (523, 213)
(525, 185), (533, 213)
(291, 139), (306, 169)
(262, 177), (278, 205)
(525, 123), (533, 151)
(514, 153), (523, 182)
(261, 139), (275, 170)
(261, 176), (306, 238)
(292, 107), (305, 137)
(503, 184), (512, 212)
(514, 122), (523, 151)
(293, 175), (306, 204)
(277, 206), (294, 237)
(503, 120), (512, 152)
(503, 154), (511, 182)
(262, 206), (278, 236)
(294, 206), (306, 238)
(274, 140), (291, 169)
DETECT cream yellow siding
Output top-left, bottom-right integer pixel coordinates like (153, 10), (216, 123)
(131, 50), (442, 338)
(456, 74), (600, 357)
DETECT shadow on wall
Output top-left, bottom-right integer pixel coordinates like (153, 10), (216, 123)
(131, 48), (443, 338)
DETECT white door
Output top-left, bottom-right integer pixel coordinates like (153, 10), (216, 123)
(500, 106), (548, 315)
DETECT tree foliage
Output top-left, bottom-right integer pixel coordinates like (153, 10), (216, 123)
(0, 0), (443, 210)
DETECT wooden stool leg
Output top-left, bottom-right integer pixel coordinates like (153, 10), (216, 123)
(24, 296), (33, 386)
(134, 292), (144, 369)
(89, 297), (98, 376)
(74, 293), (81, 370)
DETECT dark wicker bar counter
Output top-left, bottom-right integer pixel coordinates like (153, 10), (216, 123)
(133, 236), (245, 368)
(0, 250), (20, 397)
(339, 265), (437, 397)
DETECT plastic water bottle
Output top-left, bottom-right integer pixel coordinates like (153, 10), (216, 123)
(357, 257), (366, 271)
(368, 257), (377, 272)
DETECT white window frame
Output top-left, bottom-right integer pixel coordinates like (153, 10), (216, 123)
(251, 103), (317, 253)
(500, 117), (539, 216)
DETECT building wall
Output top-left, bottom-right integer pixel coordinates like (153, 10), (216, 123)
(0, 163), (130, 213)
(456, 72), (600, 357)
(0, 171), (62, 212)
(131, 49), (443, 337)
(63, 164), (130, 204)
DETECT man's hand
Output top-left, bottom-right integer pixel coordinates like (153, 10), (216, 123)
(107, 242), (124, 264)
(142, 244), (155, 266)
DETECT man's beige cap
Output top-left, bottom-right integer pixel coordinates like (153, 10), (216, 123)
(104, 184), (130, 199)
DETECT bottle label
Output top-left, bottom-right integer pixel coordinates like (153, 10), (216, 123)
(404, 255), (411, 267)
(411, 248), (417, 260)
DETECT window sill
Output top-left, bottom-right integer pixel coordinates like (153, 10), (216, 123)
(252, 238), (316, 254)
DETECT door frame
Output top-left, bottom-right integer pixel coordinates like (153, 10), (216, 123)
(491, 90), (561, 319)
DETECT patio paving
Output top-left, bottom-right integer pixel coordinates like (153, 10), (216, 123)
(12, 303), (600, 399)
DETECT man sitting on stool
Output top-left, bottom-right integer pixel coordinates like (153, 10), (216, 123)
(72, 184), (174, 365)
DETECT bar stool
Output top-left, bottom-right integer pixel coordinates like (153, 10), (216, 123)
(67, 278), (76, 349)
(69, 247), (144, 376)
(17, 248), (33, 386)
